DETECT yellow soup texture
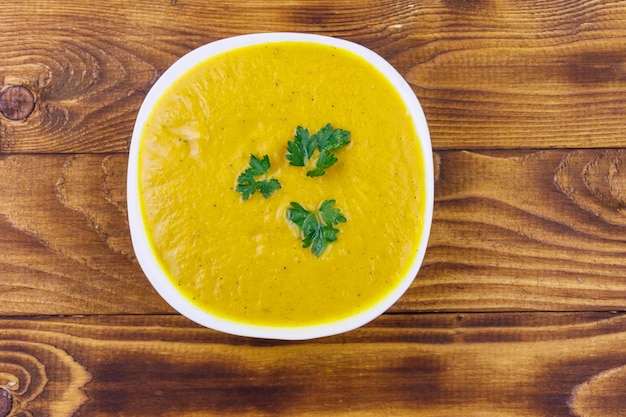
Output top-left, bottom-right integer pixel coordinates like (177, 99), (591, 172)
(139, 41), (427, 327)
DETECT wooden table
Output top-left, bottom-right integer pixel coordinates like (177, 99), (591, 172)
(2, 1), (626, 415)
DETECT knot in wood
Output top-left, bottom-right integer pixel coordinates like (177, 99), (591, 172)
(0, 86), (35, 121)
(0, 388), (12, 417)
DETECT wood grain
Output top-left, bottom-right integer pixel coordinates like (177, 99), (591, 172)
(0, 154), (169, 314)
(0, 313), (625, 416)
(407, 149), (626, 312)
(1, 0), (626, 152)
(3, 150), (626, 315)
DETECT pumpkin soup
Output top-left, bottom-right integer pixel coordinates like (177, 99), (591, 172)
(137, 40), (427, 327)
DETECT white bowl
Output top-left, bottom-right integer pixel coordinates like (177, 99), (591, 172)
(127, 33), (433, 340)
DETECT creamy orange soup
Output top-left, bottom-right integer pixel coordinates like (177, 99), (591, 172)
(138, 41), (427, 327)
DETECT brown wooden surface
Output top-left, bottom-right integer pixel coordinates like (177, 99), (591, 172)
(2, 0), (626, 415)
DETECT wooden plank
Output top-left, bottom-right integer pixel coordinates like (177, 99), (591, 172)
(0, 154), (169, 314)
(0, 312), (626, 416)
(1, 0), (626, 152)
(2, 150), (626, 315)
(402, 148), (626, 312)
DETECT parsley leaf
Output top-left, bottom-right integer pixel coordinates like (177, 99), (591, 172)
(236, 154), (281, 200)
(257, 178), (281, 198)
(307, 149), (338, 177)
(248, 153), (271, 175)
(319, 199), (347, 225)
(314, 123), (351, 152)
(286, 123), (350, 177)
(286, 126), (316, 167)
(287, 199), (347, 256)
(235, 171), (258, 200)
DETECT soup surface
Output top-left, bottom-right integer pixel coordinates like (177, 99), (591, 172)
(138, 41), (427, 327)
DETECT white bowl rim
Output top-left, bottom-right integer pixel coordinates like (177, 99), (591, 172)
(127, 32), (434, 340)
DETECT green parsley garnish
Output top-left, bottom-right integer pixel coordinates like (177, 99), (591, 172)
(287, 199), (347, 256)
(286, 123), (350, 177)
(236, 154), (281, 200)
(235, 124), (352, 256)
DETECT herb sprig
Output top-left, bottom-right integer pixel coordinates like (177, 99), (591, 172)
(287, 199), (347, 256)
(236, 154), (281, 200)
(286, 123), (350, 177)
(235, 124), (351, 256)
